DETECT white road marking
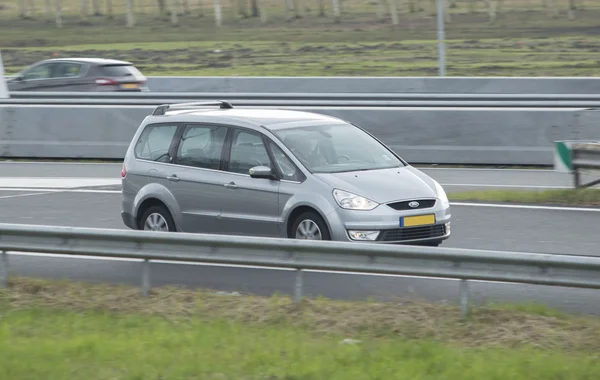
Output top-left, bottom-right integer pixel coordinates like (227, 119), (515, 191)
(0, 183), (573, 193)
(452, 202), (600, 212)
(0, 188), (121, 194)
(0, 177), (121, 188)
(420, 167), (556, 172)
(0, 177), (576, 191)
(0, 191), (54, 199)
(6, 251), (513, 284)
(0, 161), (556, 172)
(0, 161), (121, 166)
(0, 178), (595, 211)
(443, 183), (572, 189)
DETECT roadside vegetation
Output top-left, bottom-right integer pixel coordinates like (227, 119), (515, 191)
(2, 0), (600, 76)
(1, 276), (600, 378)
(449, 188), (600, 206)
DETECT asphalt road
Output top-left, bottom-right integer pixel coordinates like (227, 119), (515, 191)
(0, 190), (598, 255)
(0, 161), (579, 192)
(1, 162), (599, 315)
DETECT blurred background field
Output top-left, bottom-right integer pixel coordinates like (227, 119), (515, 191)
(1, 0), (599, 76)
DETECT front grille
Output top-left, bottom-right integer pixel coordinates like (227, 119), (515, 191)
(378, 224), (446, 242)
(387, 199), (436, 211)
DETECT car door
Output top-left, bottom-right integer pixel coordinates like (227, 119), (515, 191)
(219, 128), (281, 237)
(167, 123), (231, 234)
(8, 62), (56, 91)
(45, 62), (91, 92)
(267, 140), (307, 236)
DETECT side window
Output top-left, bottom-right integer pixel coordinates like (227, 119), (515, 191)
(134, 124), (178, 163)
(176, 124), (228, 170)
(269, 142), (305, 182)
(53, 62), (83, 78)
(22, 63), (54, 81)
(228, 130), (272, 175)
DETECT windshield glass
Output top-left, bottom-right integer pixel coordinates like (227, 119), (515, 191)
(273, 123), (404, 173)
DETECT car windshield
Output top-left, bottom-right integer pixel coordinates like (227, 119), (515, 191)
(273, 123), (404, 173)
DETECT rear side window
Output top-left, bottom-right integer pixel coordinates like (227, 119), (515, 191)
(98, 65), (142, 77)
(53, 62), (83, 78)
(134, 124), (178, 162)
(227, 130), (272, 175)
(176, 124), (228, 170)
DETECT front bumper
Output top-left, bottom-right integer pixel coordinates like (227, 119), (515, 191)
(372, 221), (450, 243)
(326, 199), (451, 244)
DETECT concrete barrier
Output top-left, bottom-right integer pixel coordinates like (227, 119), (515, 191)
(145, 76), (600, 94)
(2, 105), (598, 165)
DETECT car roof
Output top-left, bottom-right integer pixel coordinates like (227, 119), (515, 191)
(42, 58), (134, 66)
(156, 108), (348, 131)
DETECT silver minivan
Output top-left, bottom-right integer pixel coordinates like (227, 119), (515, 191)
(121, 101), (451, 246)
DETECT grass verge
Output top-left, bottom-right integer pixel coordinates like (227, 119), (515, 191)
(3, 1), (600, 76)
(449, 188), (600, 206)
(1, 276), (600, 378)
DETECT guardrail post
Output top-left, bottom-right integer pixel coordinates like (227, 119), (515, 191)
(141, 259), (150, 296)
(459, 279), (470, 318)
(0, 250), (7, 288)
(294, 269), (303, 304)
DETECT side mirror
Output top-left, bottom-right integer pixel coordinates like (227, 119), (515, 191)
(12, 75), (23, 82)
(249, 165), (275, 179)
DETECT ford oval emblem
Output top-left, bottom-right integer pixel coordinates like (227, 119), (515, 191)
(408, 201), (420, 208)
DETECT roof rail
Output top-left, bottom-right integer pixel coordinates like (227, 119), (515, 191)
(152, 100), (233, 116)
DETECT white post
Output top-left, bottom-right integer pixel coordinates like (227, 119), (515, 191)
(0, 251), (8, 287)
(0, 51), (9, 99)
(436, 0), (446, 76)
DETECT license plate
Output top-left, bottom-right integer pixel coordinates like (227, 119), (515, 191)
(121, 83), (139, 89)
(400, 214), (436, 227)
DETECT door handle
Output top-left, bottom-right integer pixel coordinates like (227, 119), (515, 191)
(224, 182), (238, 189)
(166, 174), (180, 182)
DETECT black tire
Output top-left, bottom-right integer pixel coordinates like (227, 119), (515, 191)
(290, 211), (331, 240)
(139, 205), (177, 232)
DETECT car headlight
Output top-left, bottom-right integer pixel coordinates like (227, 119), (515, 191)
(332, 189), (379, 211)
(434, 181), (449, 206)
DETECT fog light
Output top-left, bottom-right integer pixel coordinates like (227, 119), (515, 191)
(348, 230), (380, 241)
(445, 222), (451, 234)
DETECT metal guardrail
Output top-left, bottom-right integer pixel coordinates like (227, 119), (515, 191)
(572, 143), (600, 188)
(5, 91), (600, 108)
(13, 91), (600, 99)
(10, 76), (600, 95)
(1, 222), (600, 317)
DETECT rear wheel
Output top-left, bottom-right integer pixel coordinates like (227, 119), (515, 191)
(291, 211), (331, 240)
(139, 205), (176, 232)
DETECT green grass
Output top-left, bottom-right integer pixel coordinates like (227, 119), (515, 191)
(449, 188), (600, 206)
(2, 308), (600, 379)
(2, 0), (600, 76)
(2, 276), (600, 378)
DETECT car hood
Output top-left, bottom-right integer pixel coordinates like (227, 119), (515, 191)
(313, 166), (438, 204)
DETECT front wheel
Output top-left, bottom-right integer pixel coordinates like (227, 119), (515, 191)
(139, 205), (176, 232)
(291, 211), (331, 241)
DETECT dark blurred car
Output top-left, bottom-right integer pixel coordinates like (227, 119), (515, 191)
(7, 58), (149, 92)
